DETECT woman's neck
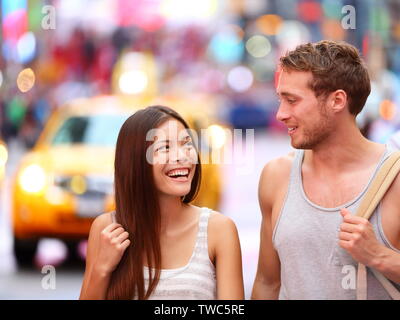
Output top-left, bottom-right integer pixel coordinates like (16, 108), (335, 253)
(158, 195), (188, 231)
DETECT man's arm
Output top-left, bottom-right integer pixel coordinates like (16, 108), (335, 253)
(339, 172), (400, 284)
(251, 159), (290, 299)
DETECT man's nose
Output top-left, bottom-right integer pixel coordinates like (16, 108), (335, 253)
(276, 102), (290, 123)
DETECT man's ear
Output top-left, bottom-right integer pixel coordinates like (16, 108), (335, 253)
(329, 90), (347, 113)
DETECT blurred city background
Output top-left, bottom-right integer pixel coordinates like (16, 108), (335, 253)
(1, 0), (400, 299)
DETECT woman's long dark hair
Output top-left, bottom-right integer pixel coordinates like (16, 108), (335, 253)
(106, 106), (202, 299)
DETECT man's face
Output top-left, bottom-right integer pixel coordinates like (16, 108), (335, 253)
(276, 70), (333, 149)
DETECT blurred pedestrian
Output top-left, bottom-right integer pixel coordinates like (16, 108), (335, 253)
(18, 106), (41, 149)
(80, 106), (244, 300)
(252, 40), (400, 300)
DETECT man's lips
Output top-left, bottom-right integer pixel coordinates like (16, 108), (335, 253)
(287, 126), (298, 135)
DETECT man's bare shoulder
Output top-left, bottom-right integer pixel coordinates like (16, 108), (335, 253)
(260, 151), (296, 183)
(258, 151), (296, 210)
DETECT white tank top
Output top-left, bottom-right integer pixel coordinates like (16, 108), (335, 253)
(112, 207), (217, 300)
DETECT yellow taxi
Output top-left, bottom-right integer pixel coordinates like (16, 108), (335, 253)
(12, 95), (225, 265)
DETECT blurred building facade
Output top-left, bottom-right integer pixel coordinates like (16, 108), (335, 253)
(0, 0), (400, 145)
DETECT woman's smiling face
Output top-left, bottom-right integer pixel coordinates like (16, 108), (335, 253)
(150, 118), (198, 198)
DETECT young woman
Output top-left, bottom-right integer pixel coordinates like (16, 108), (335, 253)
(79, 106), (244, 300)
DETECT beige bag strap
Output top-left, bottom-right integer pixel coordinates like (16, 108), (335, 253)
(355, 151), (400, 300)
(356, 151), (400, 220)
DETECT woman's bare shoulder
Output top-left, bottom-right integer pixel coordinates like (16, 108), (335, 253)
(204, 210), (239, 261)
(190, 205), (238, 237)
(207, 210), (238, 238)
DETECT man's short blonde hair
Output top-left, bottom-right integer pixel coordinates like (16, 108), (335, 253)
(280, 40), (371, 116)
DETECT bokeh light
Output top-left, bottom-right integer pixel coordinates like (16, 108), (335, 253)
(227, 66), (254, 92)
(379, 100), (397, 121)
(245, 35), (272, 58)
(207, 124), (227, 149)
(16, 31), (36, 64)
(209, 26), (245, 64)
(321, 19), (346, 40)
(255, 14), (283, 36)
(0, 143), (8, 167)
(298, 0), (323, 23)
(276, 20), (311, 52)
(322, 0), (343, 19)
(16, 67), (35, 93)
(160, 0), (218, 22)
(70, 175), (87, 195)
(19, 164), (46, 194)
(393, 23), (400, 42)
(119, 70), (148, 95)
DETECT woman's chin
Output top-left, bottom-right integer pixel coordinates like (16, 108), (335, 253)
(159, 186), (191, 199)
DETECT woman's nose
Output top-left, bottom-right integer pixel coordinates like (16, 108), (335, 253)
(170, 146), (190, 163)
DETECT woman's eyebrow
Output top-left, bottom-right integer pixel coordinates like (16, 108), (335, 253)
(181, 135), (191, 141)
(154, 139), (169, 144)
(153, 136), (191, 143)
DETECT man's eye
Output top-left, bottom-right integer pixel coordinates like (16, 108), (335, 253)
(288, 99), (296, 104)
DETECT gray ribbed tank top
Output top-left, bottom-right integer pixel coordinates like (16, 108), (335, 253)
(272, 146), (400, 299)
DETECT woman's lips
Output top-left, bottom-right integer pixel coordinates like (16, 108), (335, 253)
(167, 175), (189, 182)
(165, 167), (191, 182)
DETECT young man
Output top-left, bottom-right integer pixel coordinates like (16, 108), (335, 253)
(252, 40), (400, 299)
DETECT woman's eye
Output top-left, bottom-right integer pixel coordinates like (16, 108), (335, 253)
(156, 145), (169, 152)
(184, 141), (195, 150)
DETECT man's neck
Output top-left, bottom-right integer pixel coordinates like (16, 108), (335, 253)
(304, 123), (385, 174)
